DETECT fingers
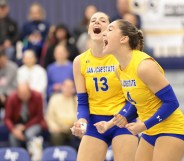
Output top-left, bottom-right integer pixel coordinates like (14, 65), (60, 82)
(71, 121), (87, 137)
(94, 122), (106, 134)
(70, 126), (83, 137)
(113, 114), (127, 128)
(125, 123), (135, 128)
(125, 123), (137, 135)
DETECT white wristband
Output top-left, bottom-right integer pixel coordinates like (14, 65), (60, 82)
(80, 122), (87, 134)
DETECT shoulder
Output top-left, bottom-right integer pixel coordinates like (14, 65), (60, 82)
(6, 17), (17, 25)
(73, 55), (81, 67)
(138, 59), (159, 76)
(8, 61), (18, 70)
(35, 65), (46, 71)
(50, 93), (61, 101)
(8, 91), (18, 101)
(137, 58), (163, 86)
(22, 21), (31, 28)
(18, 65), (27, 72)
(67, 61), (73, 66)
(47, 63), (55, 71)
(31, 90), (42, 98)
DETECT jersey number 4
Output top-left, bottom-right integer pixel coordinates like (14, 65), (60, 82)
(127, 91), (136, 104)
(93, 77), (109, 92)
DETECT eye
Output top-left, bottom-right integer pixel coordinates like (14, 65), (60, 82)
(91, 19), (96, 22)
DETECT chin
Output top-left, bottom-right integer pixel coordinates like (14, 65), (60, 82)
(103, 47), (110, 54)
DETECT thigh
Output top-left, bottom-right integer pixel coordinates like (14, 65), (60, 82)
(135, 137), (154, 161)
(153, 136), (184, 161)
(25, 124), (42, 140)
(77, 135), (108, 161)
(112, 134), (138, 161)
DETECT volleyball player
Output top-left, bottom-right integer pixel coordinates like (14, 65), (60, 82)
(71, 13), (138, 161)
(101, 19), (184, 161)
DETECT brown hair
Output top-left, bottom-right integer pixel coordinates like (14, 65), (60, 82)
(117, 19), (144, 51)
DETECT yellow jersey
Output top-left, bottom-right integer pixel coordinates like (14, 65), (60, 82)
(80, 49), (125, 115)
(117, 50), (184, 135)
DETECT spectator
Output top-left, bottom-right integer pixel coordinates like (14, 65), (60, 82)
(44, 24), (79, 68)
(21, 2), (50, 63)
(46, 79), (78, 146)
(47, 43), (73, 99)
(73, 5), (97, 41)
(40, 25), (56, 66)
(0, 49), (17, 109)
(4, 82), (47, 148)
(17, 50), (47, 98)
(0, 0), (19, 61)
(123, 12), (138, 27)
(22, 30), (43, 63)
(74, 5), (97, 53)
(112, 0), (142, 29)
(76, 33), (91, 53)
(21, 2), (49, 41)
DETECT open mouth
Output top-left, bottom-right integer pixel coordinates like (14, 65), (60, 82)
(104, 39), (108, 46)
(93, 27), (101, 34)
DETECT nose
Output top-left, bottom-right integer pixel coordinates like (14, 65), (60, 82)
(102, 30), (107, 37)
(95, 19), (100, 24)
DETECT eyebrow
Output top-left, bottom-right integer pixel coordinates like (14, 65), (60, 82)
(91, 17), (107, 20)
(108, 25), (114, 29)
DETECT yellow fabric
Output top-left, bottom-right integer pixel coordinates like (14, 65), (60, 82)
(117, 50), (184, 135)
(80, 49), (125, 115)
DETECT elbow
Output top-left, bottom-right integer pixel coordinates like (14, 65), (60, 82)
(169, 99), (179, 111)
(174, 99), (179, 109)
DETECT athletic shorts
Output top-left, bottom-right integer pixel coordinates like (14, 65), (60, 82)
(142, 133), (184, 146)
(85, 114), (137, 146)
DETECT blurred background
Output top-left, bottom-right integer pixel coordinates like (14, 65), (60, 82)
(0, 0), (183, 160)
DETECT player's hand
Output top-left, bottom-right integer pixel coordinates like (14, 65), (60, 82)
(125, 121), (147, 135)
(94, 121), (108, 134)
(70, 119), (87, 137)
(113, 114), (128, 128)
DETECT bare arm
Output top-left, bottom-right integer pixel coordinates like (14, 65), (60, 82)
(71, 55), (88, 137)
(126, 59), (174, 135)
(138, 59), (169, 93)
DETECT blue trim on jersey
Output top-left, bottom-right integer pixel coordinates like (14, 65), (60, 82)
(77, 93), (90, 121)
(85, 115), (138, 146)
(144, 85), (179, 129)
(142, 133), (184, 146)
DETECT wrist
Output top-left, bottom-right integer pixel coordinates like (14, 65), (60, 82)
(78, 118), (88, 124)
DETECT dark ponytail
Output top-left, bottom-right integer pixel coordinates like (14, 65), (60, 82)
(137, 30), (144, 51)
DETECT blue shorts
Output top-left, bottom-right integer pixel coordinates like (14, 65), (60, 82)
(85, 114), (136, 146)
(142, 133), (184, 146)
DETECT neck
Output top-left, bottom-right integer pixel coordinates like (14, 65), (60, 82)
(56, 60), (67, 65)
(26, 64), (34, 68)
(90, 40), (105, 57)
(113, 46), (133, 70)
